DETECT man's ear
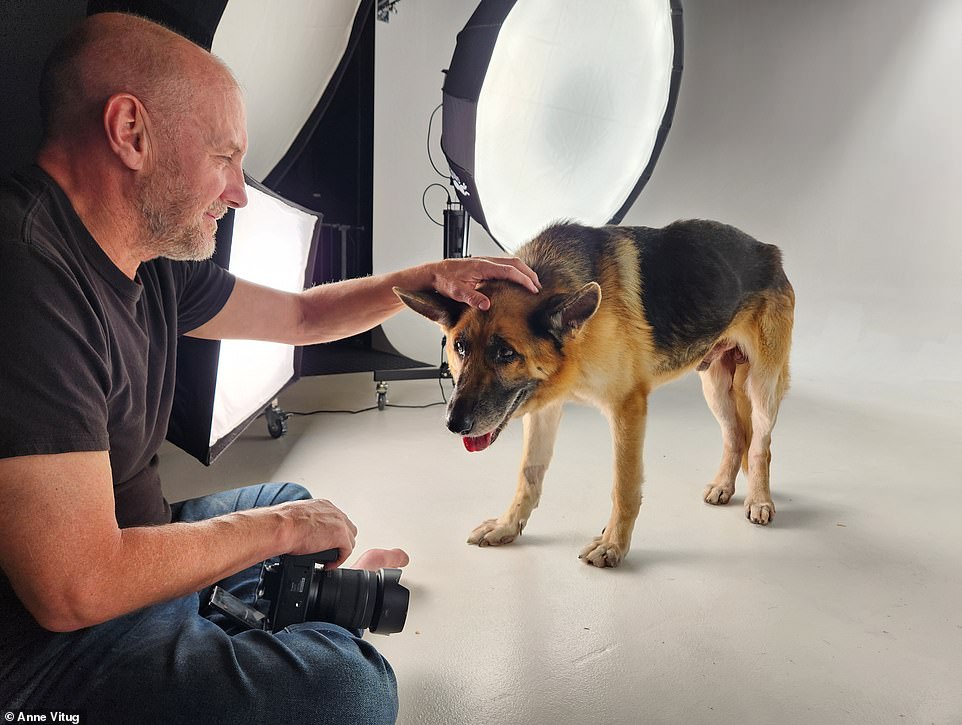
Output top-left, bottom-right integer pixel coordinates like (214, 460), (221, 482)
(103, 93), (149, 171)
(539, 282), (602, 341)
(393, 288), (468, 329)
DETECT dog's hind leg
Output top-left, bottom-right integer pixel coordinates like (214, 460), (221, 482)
(699, 350), (746, 506)
(742, 365), (781, 524)
(742, 296), (793, 525)
(580, 390), (648, 568)
(467, 401), (564, 547)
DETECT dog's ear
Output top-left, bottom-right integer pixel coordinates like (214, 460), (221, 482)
(393, 287), (468, 329)
(539, 282), (602, 341)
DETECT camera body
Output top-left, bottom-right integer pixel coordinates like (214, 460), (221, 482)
(209, 549), (409, 635)
(259, 549), (339, 632)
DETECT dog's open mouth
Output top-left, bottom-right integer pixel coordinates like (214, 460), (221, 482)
(459, 386), (533, 453)
(462, 426), (503, 453)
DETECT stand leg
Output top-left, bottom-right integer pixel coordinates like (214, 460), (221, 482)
(375, 381), (389, 411)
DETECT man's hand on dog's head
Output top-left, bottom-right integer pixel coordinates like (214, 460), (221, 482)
(431, 256), (541, 311)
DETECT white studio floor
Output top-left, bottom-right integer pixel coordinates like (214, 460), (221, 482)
(158, 370), (962, 725)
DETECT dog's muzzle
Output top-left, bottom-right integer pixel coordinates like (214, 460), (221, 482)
(446, 396), (501, 452)
(446, 385), (534, 453)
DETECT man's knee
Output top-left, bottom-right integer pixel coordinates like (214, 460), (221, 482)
(266, 481), (312, 504)
(171, 481), (312, 522)
(321, 642), (398, 724)
(229, 481), (312, 511)
(271, 625), (398, 723)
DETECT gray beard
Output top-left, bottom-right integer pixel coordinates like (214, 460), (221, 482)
(137, 172), (219, 261)
(145, 219), (218, 261)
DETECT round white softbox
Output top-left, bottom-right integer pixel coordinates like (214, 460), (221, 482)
(211, 0), (362, 182)
(441, 0), (683, 251)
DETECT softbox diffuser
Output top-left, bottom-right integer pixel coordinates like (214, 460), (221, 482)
(211, 0), (365, 183)
(167, 176), (321, 465)
(441, 0), (683, 251)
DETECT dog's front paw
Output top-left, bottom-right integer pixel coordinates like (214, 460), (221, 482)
(703, 483), (734, 505)
(467, 518), (523, 547)
(579, 536), (626, 568)
(745, 498), (775, 525)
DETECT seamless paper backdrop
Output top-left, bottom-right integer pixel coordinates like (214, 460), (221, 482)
(373, 0), (962, 387)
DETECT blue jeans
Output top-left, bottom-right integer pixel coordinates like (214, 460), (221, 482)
(0, 483), (398, 724)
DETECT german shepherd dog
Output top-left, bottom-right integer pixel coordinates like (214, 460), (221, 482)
(395, 220), (794, 567)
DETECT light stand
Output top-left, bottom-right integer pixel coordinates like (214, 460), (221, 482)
(372, 192), (468, 409)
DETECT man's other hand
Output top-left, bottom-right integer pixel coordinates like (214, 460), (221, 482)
(351, 548), (410, 571)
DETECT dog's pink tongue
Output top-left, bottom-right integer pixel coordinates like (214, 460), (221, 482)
(463, 432), (493, 452)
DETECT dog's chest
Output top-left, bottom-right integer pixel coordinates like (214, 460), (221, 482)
(567, 360), (618, 408)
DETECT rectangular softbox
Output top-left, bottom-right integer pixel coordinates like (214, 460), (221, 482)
(166, 175), (321, 464)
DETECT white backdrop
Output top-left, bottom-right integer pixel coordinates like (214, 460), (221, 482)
(372, 0), (962, 387)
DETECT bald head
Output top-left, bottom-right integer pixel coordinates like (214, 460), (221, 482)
(39, 12), (238, 145)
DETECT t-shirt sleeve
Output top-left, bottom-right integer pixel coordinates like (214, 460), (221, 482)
(0, 242), (110, 459)
(172, 260), (236, 335)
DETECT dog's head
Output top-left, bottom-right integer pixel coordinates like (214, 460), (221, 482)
(395, 279), (601, 452)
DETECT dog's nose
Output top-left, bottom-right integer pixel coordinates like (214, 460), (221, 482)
(446, 412), (474, 436)
(446, 399), (475, 435)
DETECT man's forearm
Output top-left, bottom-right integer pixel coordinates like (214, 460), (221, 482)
(295, 255), (542, 344)
(297, 264), (435, 343)
(29, 488), (359, 633)
(188, 256), (538, 346)
(49, 506), (291, 631)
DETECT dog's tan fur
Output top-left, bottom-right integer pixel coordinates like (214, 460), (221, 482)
(397, 221), (794, 567)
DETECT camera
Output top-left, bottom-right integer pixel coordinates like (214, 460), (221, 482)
(208, 549), (410, 635)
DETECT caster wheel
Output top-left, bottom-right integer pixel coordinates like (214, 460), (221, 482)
(265, 405), (289, 438)
(375, 381), (389, 411)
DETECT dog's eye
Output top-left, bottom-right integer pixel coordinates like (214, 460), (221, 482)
(454, 337), (466, 358)
(496, 346), (517, 364)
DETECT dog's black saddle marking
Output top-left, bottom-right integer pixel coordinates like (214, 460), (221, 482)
(632, 220), (785, 368)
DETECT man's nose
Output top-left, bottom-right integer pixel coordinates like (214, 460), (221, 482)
(223, 164), (248, 209)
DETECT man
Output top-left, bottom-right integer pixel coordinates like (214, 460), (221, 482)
(0, 12), (540, 724)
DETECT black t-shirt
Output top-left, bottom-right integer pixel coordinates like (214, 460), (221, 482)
(0, 165), (235, 527)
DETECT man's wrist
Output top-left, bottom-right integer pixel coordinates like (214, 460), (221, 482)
(265, 503), (296, 557)
(394, 261), (437, 294)
(226, 504), (292, 560)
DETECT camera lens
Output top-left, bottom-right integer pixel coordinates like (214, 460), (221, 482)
(311, 567), (410, 634)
